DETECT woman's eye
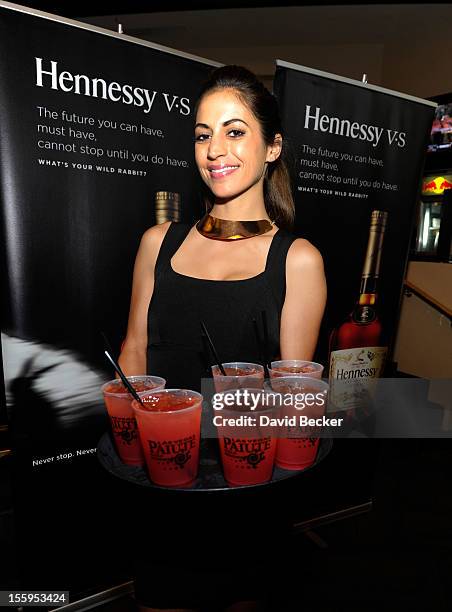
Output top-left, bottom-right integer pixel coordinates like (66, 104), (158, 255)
(228, 129), (245, 138)
(194, 133), (210, 142)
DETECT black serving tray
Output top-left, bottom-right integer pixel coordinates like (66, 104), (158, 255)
(97, 432), (332, 493)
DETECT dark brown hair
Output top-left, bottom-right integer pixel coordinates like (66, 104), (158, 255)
(195, 65), (295, 231)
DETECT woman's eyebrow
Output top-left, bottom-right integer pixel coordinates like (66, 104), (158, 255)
(194, 118), (250, 130)
(223, 118), (249, 127)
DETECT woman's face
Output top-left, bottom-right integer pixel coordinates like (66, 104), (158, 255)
(194, 89), (279, 202)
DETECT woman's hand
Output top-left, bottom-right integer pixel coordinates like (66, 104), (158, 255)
(279, 239), (327, 361)
(118, 222), (171, 376)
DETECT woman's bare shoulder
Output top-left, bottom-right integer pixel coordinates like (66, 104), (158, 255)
(140, 221), (172, 252)
(286, 237), (324, 272)
(133, 222), (174, 273)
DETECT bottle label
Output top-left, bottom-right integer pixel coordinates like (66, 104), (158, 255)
(352, 305), (376, 324)
(328, 346), (387, 412)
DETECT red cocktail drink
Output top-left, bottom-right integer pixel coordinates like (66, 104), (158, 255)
(269, 360), (324, 380)
(212, 362), (264, 392)
(214, 388), (278, 486)
(132, 389), (202, 487)
(265, 377), (329, 470)
(102, 375), (166, 466)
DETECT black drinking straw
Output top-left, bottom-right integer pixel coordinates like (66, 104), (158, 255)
(104, 350), (145, 407)
(100, 330), (115, 360)
(261, 310), (271, 371)
(200, 321), (226, 376)
(253, 318), (269, 379)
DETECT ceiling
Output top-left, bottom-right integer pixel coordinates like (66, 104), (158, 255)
(81, 4), (451, 48)
(9, 0), (452, 19)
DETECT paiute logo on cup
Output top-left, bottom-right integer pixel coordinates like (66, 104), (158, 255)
(148, 435), (196, 469)
(110, 416), (139, 445)
(223, 437), (271, 469)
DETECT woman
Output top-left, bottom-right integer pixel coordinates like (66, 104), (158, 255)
(119, 66), (326, 612)
(120, 66), (326, 388)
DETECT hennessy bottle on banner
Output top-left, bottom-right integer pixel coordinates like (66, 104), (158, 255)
(328, 210), (388, 412)
(155, 191), (181, 224)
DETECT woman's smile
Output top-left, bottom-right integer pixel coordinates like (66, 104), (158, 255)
(207, 163), (240, 179)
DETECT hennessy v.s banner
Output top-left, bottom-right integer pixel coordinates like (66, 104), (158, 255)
(0, 2), (219, 598)
(0, 3), (219, 454)
(273, 60), (435, 409)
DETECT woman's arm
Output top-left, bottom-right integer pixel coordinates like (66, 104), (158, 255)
(279, 239), (327, 361)
(118, 222), (171, 376)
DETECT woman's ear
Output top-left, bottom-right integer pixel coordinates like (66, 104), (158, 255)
(266, 133), (283, 162)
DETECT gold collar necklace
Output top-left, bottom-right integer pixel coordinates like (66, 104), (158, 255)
(196, 213), (274, 241)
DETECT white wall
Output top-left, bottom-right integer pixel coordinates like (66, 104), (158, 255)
(394, 262), (452, 377)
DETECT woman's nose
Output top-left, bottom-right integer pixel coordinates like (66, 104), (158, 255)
(207, 134), (226, 159)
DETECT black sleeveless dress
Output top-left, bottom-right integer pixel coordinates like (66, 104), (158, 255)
(135, 221), (298, 609)
(147, 221), (298, 390)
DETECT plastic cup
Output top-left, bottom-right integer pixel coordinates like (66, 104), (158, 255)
(211, 362), (264, 392)
(213, 387), (279, 486)
(269, 360), (324, 380)
(265, 376), (329, 471)
(102, 375), (166, 466)
(132, 389), (202, 487)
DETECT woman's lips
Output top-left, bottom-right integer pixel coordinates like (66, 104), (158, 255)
(208, 165), (239, 179)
